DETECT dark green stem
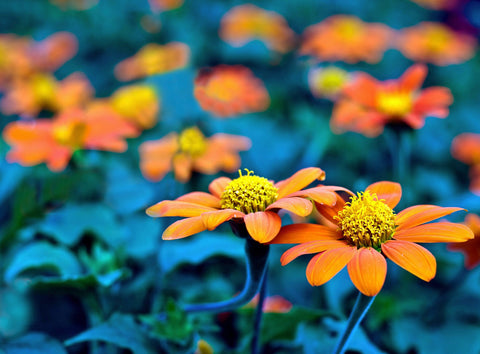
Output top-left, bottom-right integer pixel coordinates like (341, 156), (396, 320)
(333, 292), (376, 354)
(251, 266), (268, 354)
(384, 127), (412, 184)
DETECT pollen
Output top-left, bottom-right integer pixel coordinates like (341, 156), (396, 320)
(377, 91), (412, 117)
(335, 190), (396, 249)
(221, 169), (278, 214)
(53, 121), (87, 149)
(178, 126), (208, 158)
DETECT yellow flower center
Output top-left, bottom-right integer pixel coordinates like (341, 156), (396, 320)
(335, 191), (396, 249)
(311, 67), (348, 96)
(178, 126), (208, 158)
(53, 121), (87, 149)
(205, 75), (241, 102)
(376, 91), (412, 117)
(221, 169), (278, 214)
(425, 26), (451, 53)
(32, 74), (57, 103)
(335, 18), (363, 41)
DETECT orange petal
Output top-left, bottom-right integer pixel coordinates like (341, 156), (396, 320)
(275, 167), (326, 199)
(399, 64), (427, 91)
(394, 222), (474, 243)
(268, 223), (341, 244)
(176, 191), (221, 208)
(173, 153), (193, 183)
(244, 211), (281, 243)
(267, 197), (313, 217)
(146, 200), (216, 217)
(287, 187), (337, 206)
(281, 240), (350, 265)
(347, 248), (387, 296)
(366, 181), (402, 209)
(162, 216), (207, 240)
(306, 247), (356, 286)
(201, 209), (244, 230)
(381, 240), (436, 282)
(396, 205), (465, 231)
(208, 177), (231, 198)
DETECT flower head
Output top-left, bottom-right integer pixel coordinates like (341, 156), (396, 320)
(244, 294), (293, 313)
(396, 22), (476, 66)
(148, 0), (184, 13)
(29, 32), (78, 72)
(146, 167), (343, 243)
(299, 15), (392, 64)
(308, 66), (351, 100)
(114, 42), (190, 82)
(270, 181), (473, 296)
(331, 64), (453, 137)
(448, 214), (480, 269)
(194, 65), (270, 118)
(139, 126), (251, 182)
(219, 4), (296, 53)
(451, 133), (480, 195)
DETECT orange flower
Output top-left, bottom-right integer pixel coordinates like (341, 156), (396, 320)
(114, 42), (190, 82)
(148, 0), (184, 12)
(0, 72), (93, 117)
(270, 181), (473, 296)
(451, 133), (480, 195)
(4, 104), (137, 171)
(299, 15), (392, 64)
(409, 0), (458, 11)
(29, 32), (78, 72)
(396, 22), (476, 66)
(448, 214), (480, 269)
(219, 4), (296, 53)
(331, 64), (453, 137)
(194, 65), (270, 118)
(146, 167), (343, 243)
(139, 126), (251, 182)
(245, 294), (293, 313)
(49, 0), (99, 10)
(308, 66), (351, 100)
(110, 84), (160, 129)
(0, 35), (35, 90)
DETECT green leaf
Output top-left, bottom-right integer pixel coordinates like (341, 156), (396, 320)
(123, 215), (162, 259)
(0, 288), (32, 337)
(159, 231), (244, 273)
(65, 313), (158, 354)
(4, 241), (82, 283)
(3, 332), (67, 354)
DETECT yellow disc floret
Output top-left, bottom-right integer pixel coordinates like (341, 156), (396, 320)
(53, 121), (87, 149)
(178, 126), (208, 158)
(335, 191), (396, 249)
(221, 169), (278, 214)
(377, 91), (413, 117)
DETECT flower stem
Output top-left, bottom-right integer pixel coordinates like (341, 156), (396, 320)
(251, 266), (268, 354)
(333, 292), (376, 354)
(183, 237), (270, 313)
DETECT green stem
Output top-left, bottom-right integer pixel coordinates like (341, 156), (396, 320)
(333, 292), (376, 354)
(251, 266), (268, 354)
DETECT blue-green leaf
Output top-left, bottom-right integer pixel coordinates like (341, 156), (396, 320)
(3, 332), (67, 354)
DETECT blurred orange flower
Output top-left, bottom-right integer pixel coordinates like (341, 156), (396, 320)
(114, 42), (190, 82)
(29, 32), (78, 72)
(409, 0), (458, 10)
(448, 214), (480, 269)
(146, 167), (344, 243)
(1, 72), (93, 117)
(299, 15), (393, 64)
(0, 35), (37, 90)
(451, 133), (480, 195)
(49, 0), (99, 10)
(110, 84), (160, 129)
(219, 4), (296, 53)
(139, 126), (251, 182)
(331, 64), (453, 137)
(396, 22), (476, 66)
(244, 294), (293, 313)
(148, 0), (184, 12)
(4, 105), (137, 171)
(308, 66), (351, 100)
(194, 65), (270, 118)
(270, 181), (473, 296)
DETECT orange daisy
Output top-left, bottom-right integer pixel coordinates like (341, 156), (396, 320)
(4, 104), (137, 171)
(331, 64), (453, 137)
(139, 126), (251, 182)
(219, 4), (296, 53)
(148, 0), (184, 12)
(299, 15), (393, 64)
(146, 167), (344, 243)
(451, 133), (480, 195)
(448, 214), (480, 269)
(194, 65), (270, 118)
(270, 181), (473, 296)
(114, 42), (190, 82)
(308, 66), (351, 100)
(110, 84), (160, 130)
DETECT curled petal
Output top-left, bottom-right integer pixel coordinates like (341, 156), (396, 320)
(146, 201), (216, 217)
(347, 248), (387, 296)
(281, 240), (349, 265)
(366, 181), (402, 209)
(381, 240), (436, 282)
(267, 197), (313, 217)
(244, 211), (282, 243)
(396, 205), (465, 231)
(306, 247), (356, 286)
(268, 223), (341, 244)
(394, 222), (474, 243)
(201, 209), (244, 230)
(275, 167), (326, 199)
(162, 216), (207, 240)
(288, 187), (337, 206)
(176, 192), (221, 208)
(208, 177), (231, 198)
